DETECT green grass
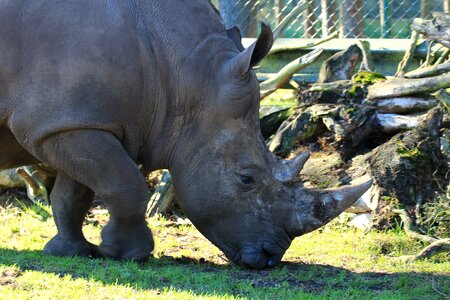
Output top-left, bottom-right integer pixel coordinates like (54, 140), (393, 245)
(0, 195), (449, 299)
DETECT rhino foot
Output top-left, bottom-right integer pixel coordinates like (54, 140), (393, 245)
(98, 220), (154, 262)
(43, 234), (100, 258)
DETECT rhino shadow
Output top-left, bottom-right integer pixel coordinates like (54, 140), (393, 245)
(0, 248), (448, 297)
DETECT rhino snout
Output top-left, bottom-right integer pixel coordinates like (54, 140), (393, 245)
(232, 241), (287, 269)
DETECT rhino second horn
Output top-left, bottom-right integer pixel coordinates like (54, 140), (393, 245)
(274, 152), (310, 183)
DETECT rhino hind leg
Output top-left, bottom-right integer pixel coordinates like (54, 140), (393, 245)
(36, 130), (154, 261)
(43, 171), (98, 257)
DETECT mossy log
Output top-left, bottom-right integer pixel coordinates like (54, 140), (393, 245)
(350, 108), (446, 208)
(367, 74), (450, 100)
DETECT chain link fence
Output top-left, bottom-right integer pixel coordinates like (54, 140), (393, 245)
(217, 0), (448, 38)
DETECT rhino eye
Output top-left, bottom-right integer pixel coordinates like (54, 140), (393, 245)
(239, 175), (254, 185)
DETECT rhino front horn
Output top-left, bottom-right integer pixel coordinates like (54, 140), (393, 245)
(291, 176), (373, 236)
(274, 152), (310, 182)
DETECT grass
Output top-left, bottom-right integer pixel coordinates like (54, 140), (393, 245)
(0, 193), (449, 299)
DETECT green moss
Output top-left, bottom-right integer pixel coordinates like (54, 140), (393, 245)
(348, 71), (387, 98)
(396, 142), (426, 163)
(353, 71), (386, 85)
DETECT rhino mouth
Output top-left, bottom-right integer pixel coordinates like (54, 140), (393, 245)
(222, 239), (290, 269)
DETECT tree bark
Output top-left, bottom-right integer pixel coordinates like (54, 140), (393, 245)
(367, 74), (450, 100)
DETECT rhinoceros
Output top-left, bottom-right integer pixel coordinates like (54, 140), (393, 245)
(0, 0), (372, 268)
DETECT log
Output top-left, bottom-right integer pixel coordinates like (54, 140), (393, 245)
(367, 74), (450, 100)
(375, 112), (428, 132)
(0, 169), (25, 188)
(146, 170), (175, 217)
(405, 62), (450, 78)
(349, 108), (445, 207)
(316, 44), (362, 83)
(260, 48), (323, 98)
(268, 111), (317, 155)
(268, 104), (344, 155)
(16, 166), (49, 205)
(372, 97), (438, 113)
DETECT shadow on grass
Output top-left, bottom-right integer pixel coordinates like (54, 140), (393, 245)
(0, 247), (449, 298)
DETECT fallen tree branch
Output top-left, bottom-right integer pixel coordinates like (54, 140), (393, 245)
(434, 48), (450, 65)
(260, 48), (323, 98)
(395, 30), (419, 77)
(420, 40), (436, 68)
(367, 74), (450, 100)
(405, 62), (450, 78)
(269, 31), (338, 55)
(414, 238), (450, 260)
(392, 208), (450, 261)
(392, 208), (437, 244)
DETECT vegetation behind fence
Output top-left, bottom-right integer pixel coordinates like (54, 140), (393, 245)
(216, 0), (449, 38)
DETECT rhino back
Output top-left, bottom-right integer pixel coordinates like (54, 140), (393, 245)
(1, 0), (228, 160)
(0, 1), (153, 154)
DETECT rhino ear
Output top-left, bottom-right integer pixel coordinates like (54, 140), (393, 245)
(231, 23), (273, 75)
(226, 27), (245, 52)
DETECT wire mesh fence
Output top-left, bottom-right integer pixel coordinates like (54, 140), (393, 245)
(217, 0), (449, 38)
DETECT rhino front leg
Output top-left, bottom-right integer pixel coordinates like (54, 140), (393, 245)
(43, 171), (98, 257)
(36, 130), (154, 261)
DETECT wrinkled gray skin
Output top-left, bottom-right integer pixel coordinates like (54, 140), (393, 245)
(0, 0), (372, 268)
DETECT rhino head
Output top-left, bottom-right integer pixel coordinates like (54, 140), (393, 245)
(169, 24), (372, 269)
